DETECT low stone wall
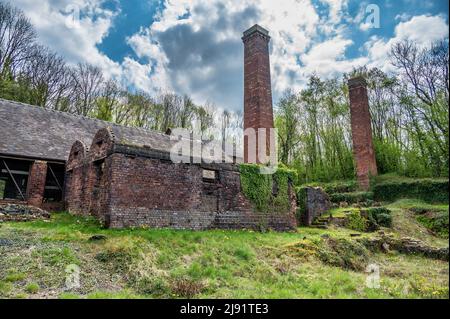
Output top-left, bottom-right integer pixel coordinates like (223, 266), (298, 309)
(107, 208), (297, 231)
(0, 204), (50, 222)
(359, 234), (449, 261)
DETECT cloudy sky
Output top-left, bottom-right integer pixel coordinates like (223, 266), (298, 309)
(11, 0), (449, 111)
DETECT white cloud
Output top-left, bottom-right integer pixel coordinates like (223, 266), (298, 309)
(12, 0), (123, 79)
(319, 0), (348, 24)
(122, 0), (356, 110)
(365, 14), (449, 72)
(301, 36), (368, 78)
(395, 15), (449, 44)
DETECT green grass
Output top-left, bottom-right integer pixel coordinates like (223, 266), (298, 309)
(0, 210), (448, 299)
(387, 199), (449, 239)
(385, 199), (449, 247)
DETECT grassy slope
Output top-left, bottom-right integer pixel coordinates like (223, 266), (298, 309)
(0, 200), (448, 299)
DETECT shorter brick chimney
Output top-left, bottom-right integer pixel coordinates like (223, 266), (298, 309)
(348, 77), (378, 190)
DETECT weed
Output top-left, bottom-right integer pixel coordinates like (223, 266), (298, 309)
(25, 282), (39, 294)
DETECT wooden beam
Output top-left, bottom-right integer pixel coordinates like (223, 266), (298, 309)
(48, 164), (63, 191)
(2, 160), (25, 201)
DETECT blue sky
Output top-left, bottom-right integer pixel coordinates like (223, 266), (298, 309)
(12, 0), (450, 111)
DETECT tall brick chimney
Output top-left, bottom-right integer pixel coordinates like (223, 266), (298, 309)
(242, 25), (275, 164)
(348, 77), (378, 190)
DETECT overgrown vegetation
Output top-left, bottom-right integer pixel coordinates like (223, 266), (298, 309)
(372, 177), (449, 203)
(366, 207), (393, 229)
(0, 211), (448, 299)
(396, 200), (449, 238)
(239, 164), (295, 213)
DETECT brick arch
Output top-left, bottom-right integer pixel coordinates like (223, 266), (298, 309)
(89, 127), (115, 162)
(66, 140), (88, 171)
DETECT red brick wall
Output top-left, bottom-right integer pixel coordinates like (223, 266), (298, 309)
(108, 154), (263, 207)
(104, 151), (296, 230)
(26, 161), (47, 207)
(348, 77), (378, 190)
(243, 26), (274, 163)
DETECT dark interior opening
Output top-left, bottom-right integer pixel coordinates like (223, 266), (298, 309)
(43, 163), (65, 202)
(91, 160), (105, 216)
(0, 157), (31, 200)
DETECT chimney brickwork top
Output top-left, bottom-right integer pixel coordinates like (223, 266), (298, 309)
(242, 24), (270, 42)
(348, 76), (367, 89)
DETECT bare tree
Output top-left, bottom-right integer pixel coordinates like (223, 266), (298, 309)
(0, 2), (36, 76)
(70, 63), (104, 116)
(22, 46), (71, 108)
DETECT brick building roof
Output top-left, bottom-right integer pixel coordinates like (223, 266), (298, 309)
(0, 98), (241, 162)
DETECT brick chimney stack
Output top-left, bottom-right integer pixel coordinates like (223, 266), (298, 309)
(348, 77), (378, 190)
(242, 25), (275, 164)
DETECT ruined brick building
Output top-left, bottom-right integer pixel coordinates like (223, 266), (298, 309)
(0, 25), (300, 230)
(0, 25), (376, 230)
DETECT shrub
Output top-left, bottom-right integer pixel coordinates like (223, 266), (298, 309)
(375, 213), (392, 228)
(346, 211), (367, 232)
(415, 211), (449, 239)
(366, 207), (393, 228)
(373, 179), (449, 203)
(329, 192), (374, 204)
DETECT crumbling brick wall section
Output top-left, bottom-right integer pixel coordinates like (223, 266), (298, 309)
(65, 128), (114, 221)
(348, 77), (378, 190)
(65, 140), (90, 216)
(242, 25), (275, 164)
(26, 160), (48, 207)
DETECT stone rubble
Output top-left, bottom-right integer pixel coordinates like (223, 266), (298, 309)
(0, 203), (50, 222)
